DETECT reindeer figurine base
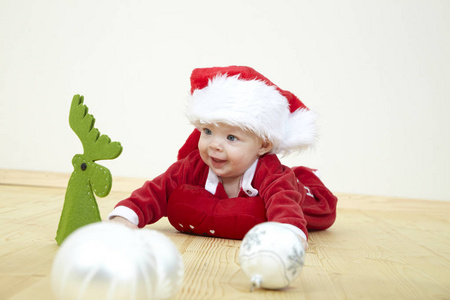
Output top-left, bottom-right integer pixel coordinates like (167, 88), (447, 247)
(55, 95), (123, 246)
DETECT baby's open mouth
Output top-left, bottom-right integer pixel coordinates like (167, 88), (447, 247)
(212, 157), (225, 163)
(211, 157), (226, 166)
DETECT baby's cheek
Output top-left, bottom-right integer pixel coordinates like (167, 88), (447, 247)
(198, 151), (210, 166)
(197, 139), (208, 153)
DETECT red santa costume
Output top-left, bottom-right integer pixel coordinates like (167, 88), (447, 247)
(109, 66), (337, 242)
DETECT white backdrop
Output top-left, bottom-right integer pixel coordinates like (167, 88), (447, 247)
(1, 0), (449, 201)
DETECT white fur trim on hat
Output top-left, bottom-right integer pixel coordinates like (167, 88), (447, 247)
(187, 74), (316, 154)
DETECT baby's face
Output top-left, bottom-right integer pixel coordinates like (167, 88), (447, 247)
(197, 123), (272, 181)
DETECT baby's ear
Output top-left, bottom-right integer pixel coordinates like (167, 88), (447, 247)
(259, 140), (273, 156)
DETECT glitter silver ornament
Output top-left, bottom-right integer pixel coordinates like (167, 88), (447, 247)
(239, 222), (306, 290)
(52, 222), (183, 300)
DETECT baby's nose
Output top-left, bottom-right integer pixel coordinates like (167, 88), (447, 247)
(209, 137), (223, 150)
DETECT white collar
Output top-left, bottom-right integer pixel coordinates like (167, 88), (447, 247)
(205, 159), (259, 197)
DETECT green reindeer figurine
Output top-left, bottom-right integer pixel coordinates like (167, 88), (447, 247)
(55, 95), (123, 245)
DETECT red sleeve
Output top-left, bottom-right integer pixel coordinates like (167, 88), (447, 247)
(255, 155), (308, 239)
(115, 151), (207, 227)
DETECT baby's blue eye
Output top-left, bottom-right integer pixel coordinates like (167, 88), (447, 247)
(227, 135), (237, 141)
(203, 128), (212, 135)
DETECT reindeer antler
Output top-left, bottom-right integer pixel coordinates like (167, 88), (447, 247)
(70, 95), (123, 161)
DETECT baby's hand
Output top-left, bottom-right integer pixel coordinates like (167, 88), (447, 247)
(299, 236), (308, 250)
(109, 216), (139, 229)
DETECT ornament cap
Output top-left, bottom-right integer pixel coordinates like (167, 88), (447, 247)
(250, 274), (262, 292)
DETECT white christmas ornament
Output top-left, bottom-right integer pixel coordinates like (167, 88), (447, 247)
(51, 222), (184, 300)
(239, 222), (306, 290)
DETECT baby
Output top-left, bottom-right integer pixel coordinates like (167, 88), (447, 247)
(109, 66), (337, 245)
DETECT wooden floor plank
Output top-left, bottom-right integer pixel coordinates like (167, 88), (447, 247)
(1, 170), (449, 299)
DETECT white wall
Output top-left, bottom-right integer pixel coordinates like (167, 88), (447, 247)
(1, 0), (449, 201)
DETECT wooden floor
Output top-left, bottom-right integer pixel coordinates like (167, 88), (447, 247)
(0, 169), (449, 300)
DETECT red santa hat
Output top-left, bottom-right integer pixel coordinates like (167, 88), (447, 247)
(178, 66), (317, 159)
